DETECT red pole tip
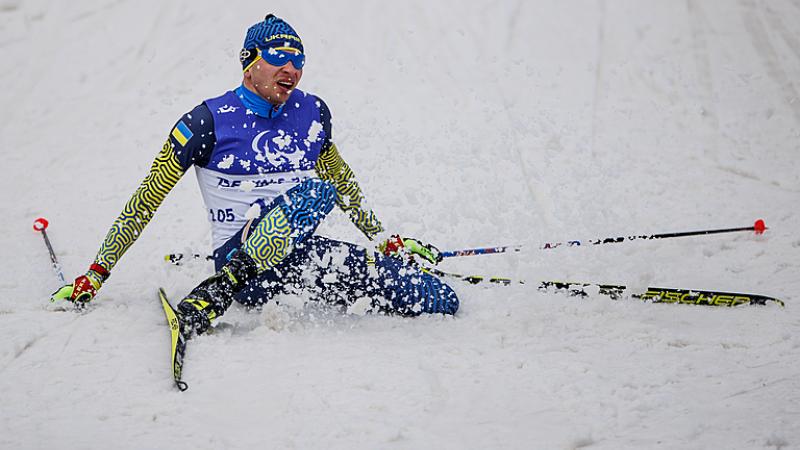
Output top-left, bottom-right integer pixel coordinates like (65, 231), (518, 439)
(33, 217), (49, 232)
(754, 219), (766, 234)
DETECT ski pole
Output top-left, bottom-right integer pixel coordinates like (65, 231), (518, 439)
(163, 219), (769, 263)
(440, 219), (768, 258)
(165, 253), (213, 265)
(33, 217), (66, 284)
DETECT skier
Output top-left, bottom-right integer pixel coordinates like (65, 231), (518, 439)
(51, 14), (459, 338)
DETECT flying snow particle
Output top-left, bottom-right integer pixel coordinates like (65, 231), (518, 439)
(217, 154), (235, 169)
(244, 203), (261, 219)
(307, 121), (323, 142)
(272, 130), (293, 149)
(240, 179), (256, 192)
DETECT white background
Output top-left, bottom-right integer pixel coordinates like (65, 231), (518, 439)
(1, 1), (798, 448)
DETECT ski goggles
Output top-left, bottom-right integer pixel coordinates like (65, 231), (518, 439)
(245, 47), (305, 71)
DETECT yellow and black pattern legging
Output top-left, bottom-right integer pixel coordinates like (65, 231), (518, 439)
(314, 143), (384, 240)
(241, 204), (294, 272)
(93, 139), (185, 270)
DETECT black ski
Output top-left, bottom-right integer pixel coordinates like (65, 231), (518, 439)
(159, 288), (189, 391)
(538, 281), (784, 307)
(420, 266), (785, 307)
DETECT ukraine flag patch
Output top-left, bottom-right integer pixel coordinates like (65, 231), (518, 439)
(171, 121), (193, 147)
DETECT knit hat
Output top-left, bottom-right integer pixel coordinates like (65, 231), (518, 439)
(240, 14), (304, 69)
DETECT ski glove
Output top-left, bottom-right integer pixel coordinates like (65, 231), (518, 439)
(51, 264), (110, 303)
(378, 235), (444, 265)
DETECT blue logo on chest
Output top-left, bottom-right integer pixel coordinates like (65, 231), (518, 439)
(251, 128), (313, 171)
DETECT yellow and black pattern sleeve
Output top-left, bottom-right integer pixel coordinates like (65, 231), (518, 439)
(315, 143), (385, 240)
(93, 139), (186, 270)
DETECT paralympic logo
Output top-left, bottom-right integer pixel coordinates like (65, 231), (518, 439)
(251, 129), (308, 170)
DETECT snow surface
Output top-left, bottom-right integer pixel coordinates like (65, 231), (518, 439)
(2, 0), (799, 448)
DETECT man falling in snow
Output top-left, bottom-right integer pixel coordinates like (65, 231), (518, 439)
(52, 14), (459, 339)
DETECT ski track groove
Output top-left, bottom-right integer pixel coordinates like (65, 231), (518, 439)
(132, 1), (170, 61)
(68, 0), (126, 23)
(589, 0), (607, 157)
(714, 165), (763, 182)
(724, 376), (794, 399)
(740, 0), (800, 124)
(12, 337), (39, 362)
(0, 0), (58, 137)
(418, 359), (448, 417)
(686, 0), (724, 163)
(497, 0), (552, 231)
(762, 1), (800, 64)
(506, 0), (523, 50)
(116, 0), (173, 91)
(0, 312), (83, 375)
(1, 334), (45, 376)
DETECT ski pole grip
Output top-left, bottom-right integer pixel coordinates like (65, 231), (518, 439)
(33, 217), (49, 232)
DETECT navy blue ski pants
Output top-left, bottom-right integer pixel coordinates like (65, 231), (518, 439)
(212, 179), (459, 316)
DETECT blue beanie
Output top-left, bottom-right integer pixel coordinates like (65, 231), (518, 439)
(240, 14), (304, 69)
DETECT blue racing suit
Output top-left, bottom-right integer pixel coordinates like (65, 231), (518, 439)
(90, 85), (459, 316)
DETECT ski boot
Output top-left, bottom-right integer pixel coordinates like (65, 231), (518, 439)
(176, 250), (259, 338)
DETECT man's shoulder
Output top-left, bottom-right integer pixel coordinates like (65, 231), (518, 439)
(291, 90), (333, 145)
(290, 89), (329, 110)
(203, 89), (240, 111)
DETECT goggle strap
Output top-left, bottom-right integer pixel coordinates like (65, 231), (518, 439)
(242, 55), (262, 72)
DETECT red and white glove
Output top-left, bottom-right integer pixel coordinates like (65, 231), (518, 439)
(51, 264), (110, 303)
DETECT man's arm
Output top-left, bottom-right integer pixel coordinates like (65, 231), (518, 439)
(315, 143), (385, 240)
(52, 104), (215, 303)
(92, 139), (186, 270)
(94, 104), (215, 271)
(312, 96), (385, 240)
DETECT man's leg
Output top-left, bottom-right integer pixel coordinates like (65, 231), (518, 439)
(252, 236), (460, 316)
(231, 237), (321, 307)
(370, 255), (460, 316)
(176, 179), (337, 335)
(225, 235), (460, 316)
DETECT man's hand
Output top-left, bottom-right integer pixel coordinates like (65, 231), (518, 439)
(379, 235), (443, 265)
(51, 264), (109, 303)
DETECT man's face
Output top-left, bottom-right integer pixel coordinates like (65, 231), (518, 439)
(244, 55), (303, 105)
